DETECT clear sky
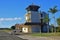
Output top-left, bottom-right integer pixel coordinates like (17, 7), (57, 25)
(0, 0), (60, 28)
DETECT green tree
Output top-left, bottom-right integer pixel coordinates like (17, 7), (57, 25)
(56, 27), (60, 32)
(50, 24), (54, 32)
(43, 14), (50, 33)
(56, 18), (60, 32)
(43, 14), (49, 23)
(48, 6), (58, 32)
(57, 17), (60, 26)
(11, 26), (15, 29)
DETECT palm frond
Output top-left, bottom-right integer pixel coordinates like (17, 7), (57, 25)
(53, 6), (57, 9)
(48, 6), (58, 14)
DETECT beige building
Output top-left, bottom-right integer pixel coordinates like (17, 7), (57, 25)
(15, 24), (32, 33)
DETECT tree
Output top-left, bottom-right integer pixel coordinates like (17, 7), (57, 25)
(48, 6), (58, 32)
(43, 14), (50, 33)
(56, 18), (60, 32)
(57, 17), (60, 26)
(43, 14), (49, 23)
(11, 26), (15, 29)
(48, 6), (58, 14)
(50, 24), (54, 32)
(56, 27), (60, 32)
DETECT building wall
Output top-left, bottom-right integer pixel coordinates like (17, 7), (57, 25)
(25, 11), (41, 23)
(41, 24), (50, 32)
(22, 27), (28, 33)
(42, 25), (48, 32)
(25, 12), (31, 22)
(15, 24), (20, 30)
(31, 25), (40, 33)
(31, 11), (41, 23)
(22, 25), (32, 33)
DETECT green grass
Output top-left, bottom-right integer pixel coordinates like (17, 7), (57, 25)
(2, 29), (12, 32)
(30, 33), (60, 37)
(1, 30), (60, 37)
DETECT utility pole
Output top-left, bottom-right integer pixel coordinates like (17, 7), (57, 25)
(47, 13), (49, 33)
(39, 11), (41, 33)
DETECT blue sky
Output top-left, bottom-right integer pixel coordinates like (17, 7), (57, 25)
(0, 0), (60, 28)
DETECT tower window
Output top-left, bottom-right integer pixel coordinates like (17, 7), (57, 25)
(41, 14), (43, 17)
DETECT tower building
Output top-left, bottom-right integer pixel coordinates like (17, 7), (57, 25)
(15, 4), (49, 33)
(25, 4), (41, 24)
(24, 4), (41, 33)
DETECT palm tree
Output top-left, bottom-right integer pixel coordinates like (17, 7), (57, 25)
(48, 6), (58, 33)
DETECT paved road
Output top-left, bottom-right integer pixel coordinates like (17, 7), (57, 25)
(0, 30), (27, 40)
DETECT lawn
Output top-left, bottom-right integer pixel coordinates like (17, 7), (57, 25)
(2, 30), (60, 37)
(30, 33), (60, 37)
(2, 29), (12, 32)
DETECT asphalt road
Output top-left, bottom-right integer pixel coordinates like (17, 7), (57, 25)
(0, 30), (27, 40)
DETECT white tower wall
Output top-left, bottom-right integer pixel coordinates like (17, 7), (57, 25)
(31, 11), (40, 23)
(25, 11), (41, 23)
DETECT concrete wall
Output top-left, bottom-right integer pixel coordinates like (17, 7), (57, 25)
(41, 25), (50, 32)
(43, 25), (48, 32)
(31, 25), (40, 33)
(31, 11), (41, 23)
(22, 27), (28, 33)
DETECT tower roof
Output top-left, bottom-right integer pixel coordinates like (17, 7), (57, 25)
(26, 4), (40, 11)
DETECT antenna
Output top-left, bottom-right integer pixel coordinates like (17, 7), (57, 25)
(32, 3), (34, 5)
